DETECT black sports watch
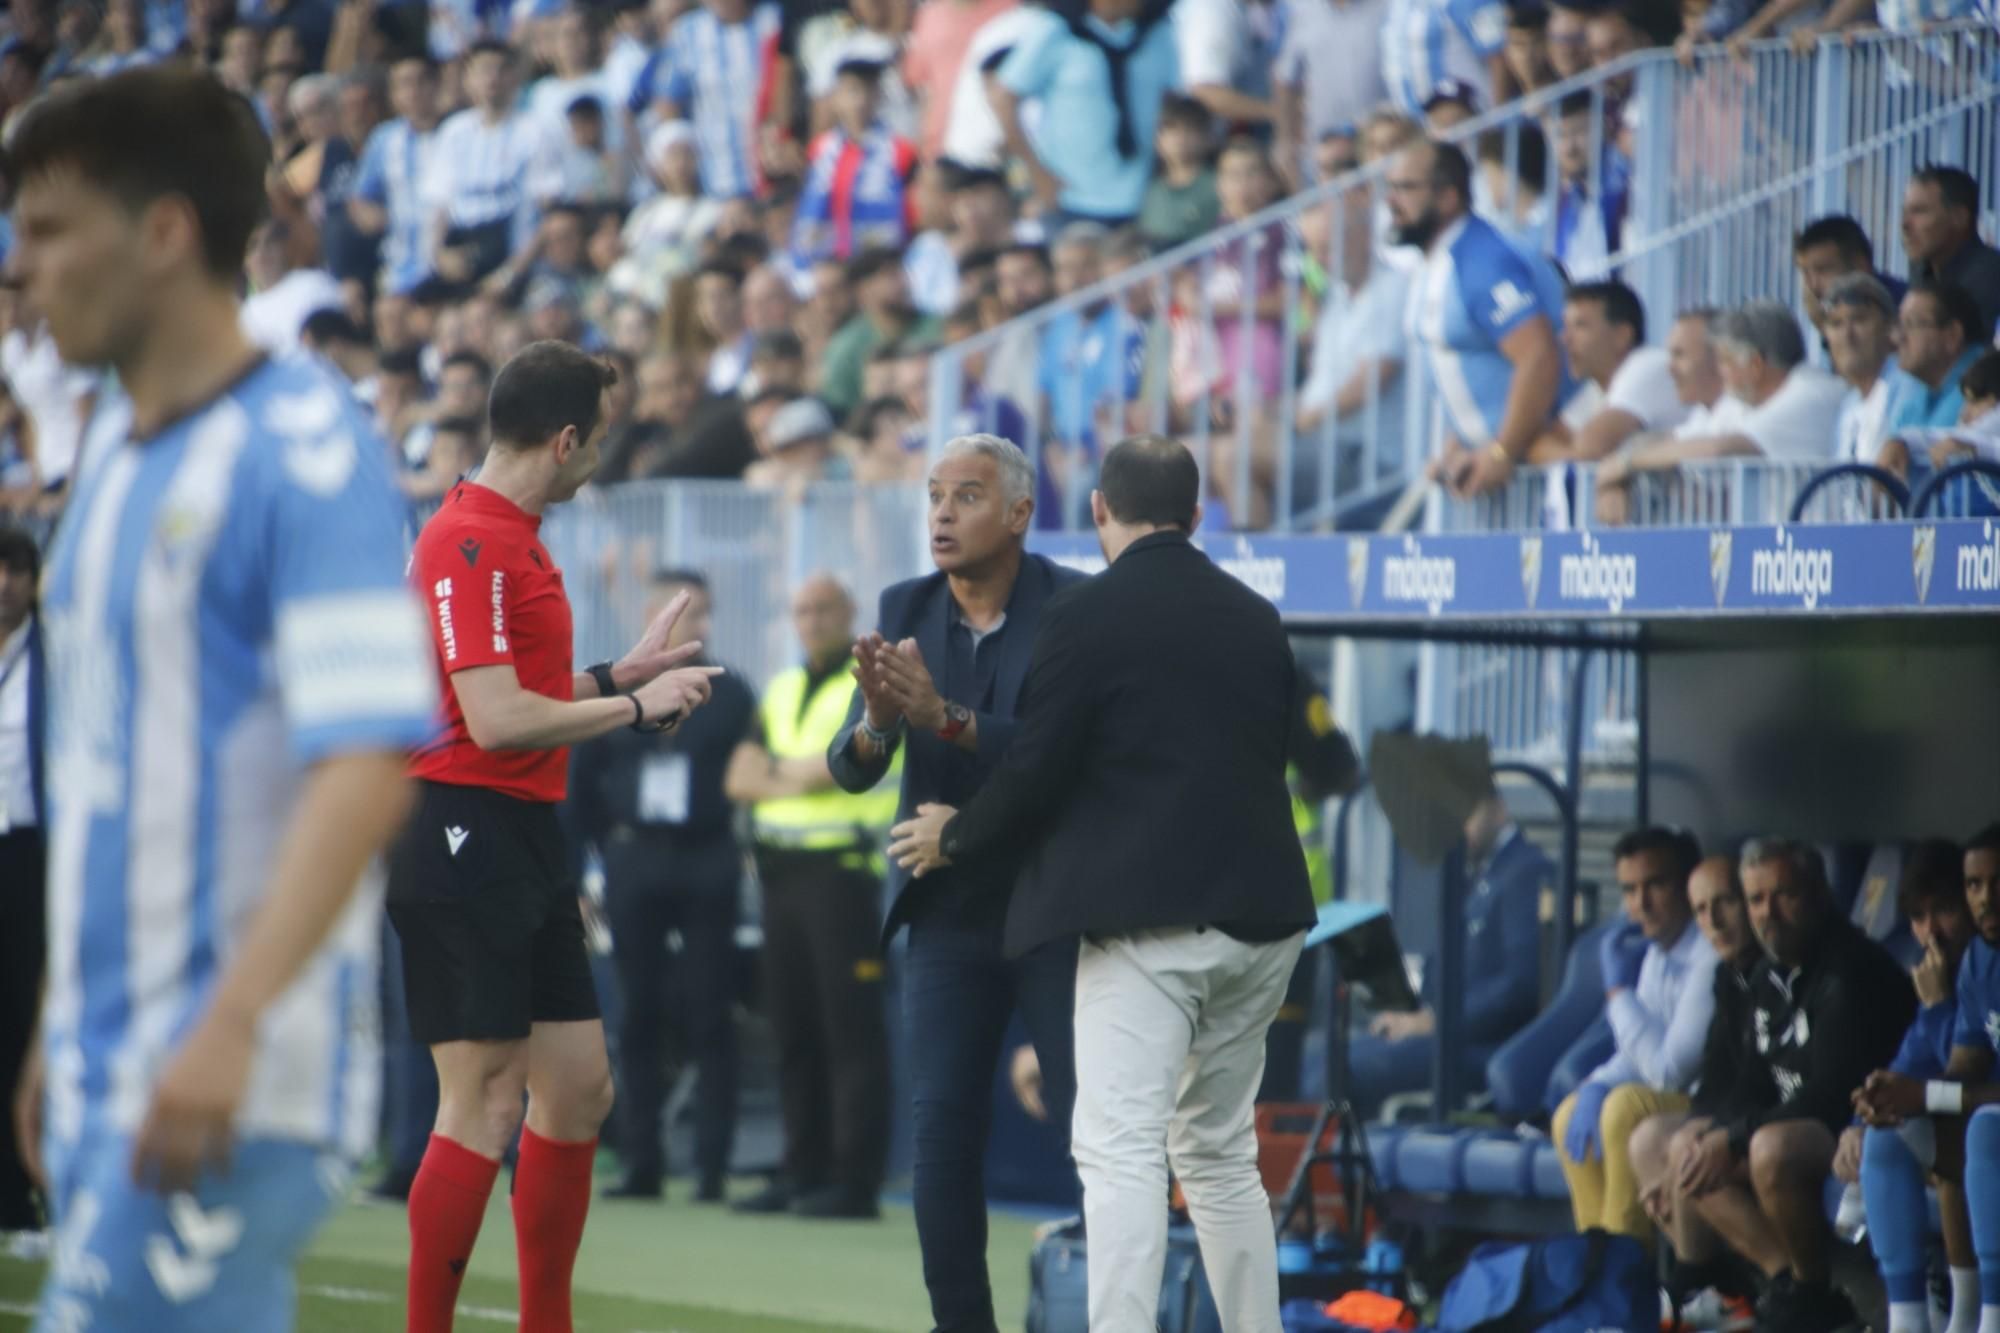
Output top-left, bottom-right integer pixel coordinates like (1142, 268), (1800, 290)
(587, 661), (620, 698)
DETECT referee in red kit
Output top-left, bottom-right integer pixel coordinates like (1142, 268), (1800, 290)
(389, 340), (723, 1333)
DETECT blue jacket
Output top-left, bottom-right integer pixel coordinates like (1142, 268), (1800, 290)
(1423, 826), (1551, 1045)
(827, 553), (1086, 939)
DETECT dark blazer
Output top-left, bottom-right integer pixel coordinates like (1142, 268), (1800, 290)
(828, 552), (1086, 939)
(940, 531), (1315, 958)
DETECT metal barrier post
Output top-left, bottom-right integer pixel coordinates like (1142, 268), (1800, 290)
(1432, 840), (1469, 1116)
(1809, 37), (1849, 219)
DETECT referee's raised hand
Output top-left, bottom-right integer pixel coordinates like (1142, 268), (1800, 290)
(635, 662), (724, 732)
(611, 588), (710, 690)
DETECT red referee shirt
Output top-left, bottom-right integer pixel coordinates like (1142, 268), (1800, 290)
(409, 482), (574, 802)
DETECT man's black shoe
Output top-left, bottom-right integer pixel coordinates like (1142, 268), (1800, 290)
(694, 1175), (726, 1204)
(1755, 1274), (1858, 1333)
(790, 1186), (879, 1220)
(600, 1174), (663, 1201)
(731, 1181), (796, 1214)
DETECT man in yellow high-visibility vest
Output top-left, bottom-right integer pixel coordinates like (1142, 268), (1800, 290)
(723, 573), (899, 1220)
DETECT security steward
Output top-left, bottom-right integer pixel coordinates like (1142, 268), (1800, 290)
(572, 569), (757, 1203)
(724, 572), (899, 1219)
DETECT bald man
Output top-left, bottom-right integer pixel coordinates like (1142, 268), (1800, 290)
(724, 574), (899, 1218)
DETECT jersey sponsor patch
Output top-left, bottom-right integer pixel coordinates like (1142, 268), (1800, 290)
(276, 589), (436, 729)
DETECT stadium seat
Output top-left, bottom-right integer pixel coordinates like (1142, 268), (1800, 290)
(1484, 921), (1620, 1121)
(1849, 844), (1921, 968)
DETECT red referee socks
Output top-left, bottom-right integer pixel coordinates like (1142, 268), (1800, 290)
(407, 1133), (499, 1333)
(513, 1128), (598, 1333)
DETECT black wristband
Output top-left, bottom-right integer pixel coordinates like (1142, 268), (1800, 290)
(627, 695), (645, 731)
(588, 661), (619, 699)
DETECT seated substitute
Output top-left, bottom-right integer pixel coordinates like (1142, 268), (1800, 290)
(1347, 777), (1549, 1117)
(1652, 839), (1916, 1333)
(1854, 826), (2000, 1333)
(1553, 827), (1718, 1241)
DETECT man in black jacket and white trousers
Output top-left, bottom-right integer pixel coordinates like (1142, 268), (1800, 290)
(892, 435), (1315, 1333)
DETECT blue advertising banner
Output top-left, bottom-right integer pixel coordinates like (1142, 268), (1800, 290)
(1027, 519), (2000, 622)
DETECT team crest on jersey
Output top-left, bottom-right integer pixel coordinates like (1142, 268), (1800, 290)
(1913, 525), (1937, 604)
(1753, 1007), (1771, 1052)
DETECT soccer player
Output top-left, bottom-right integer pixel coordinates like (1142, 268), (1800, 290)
(390, 339), (722, 1333)
(8, 68), (438, 1330)
(1856, 825), (2000, 1333)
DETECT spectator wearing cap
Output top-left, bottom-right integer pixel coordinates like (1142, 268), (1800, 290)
(1379, 0), (1507, 120)
(1793, 215), (1907, 349)
(1879, 281), (1991, 472)
(633, 0), (781, 200)
(623, 121), (726, 275)
(746, 395), (850, 490)
(424, 40), (543, 290)
(1137, 96), (1219, 252)
(350, 55), (444, 300)
(791, 52), (921, 270)
(903, 0), (1019, 162)
(1904, 166), (2000, 339)
(819, 247), (942, 419)
(991, 0), (1179, 227)
(1421, 79), (1478, 134)
(1273, 0), (1388, 187)
(1551, 90), (1630, 279)
(1820, 274), (1901, 467)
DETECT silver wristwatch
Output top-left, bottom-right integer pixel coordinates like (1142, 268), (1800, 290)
(859, 717), (902, 748)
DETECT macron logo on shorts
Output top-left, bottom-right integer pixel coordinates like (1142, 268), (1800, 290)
(446, 826), (469, 856)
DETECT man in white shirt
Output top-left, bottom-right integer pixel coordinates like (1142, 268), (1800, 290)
(1821, 273), (1899, 466)
(1594, 302), (1845, 525)
(1536, 279), (1686, 463)
(1553, 827), (1719, 1241)
(426, 41), (544, 289)
(1174, 0), (1281, 128)
(240, 219), (347, 352)
(0, 311), (94, 500)
(939, 5), (1045, 169)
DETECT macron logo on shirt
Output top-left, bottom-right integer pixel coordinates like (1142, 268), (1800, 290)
(1489, 280), (1532, 327)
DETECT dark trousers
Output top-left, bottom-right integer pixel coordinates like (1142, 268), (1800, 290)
(905, 906), (1078, 1333)
(378, 916), (439, 1178)
(755, 847), (890, 1196)
(1345, 1032), (1499, 1119)
(604, 842), (741, 1186)
(0, 828), (46, 1229)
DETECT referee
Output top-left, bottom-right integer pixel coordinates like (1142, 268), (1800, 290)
(390, 341), (723, 1333)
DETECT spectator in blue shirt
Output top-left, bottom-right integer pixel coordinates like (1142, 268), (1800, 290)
(1034, 222), (1142, 528)
(1380, 0), (1507, 120)
(1883, 281), (1989, 450)
(1390, 139), (1568, 498)
(348, 55), (443, 299)
(637, 0), (779, 201)
(991, 0), (1179, 227)
(1551, 90), (1628, 279)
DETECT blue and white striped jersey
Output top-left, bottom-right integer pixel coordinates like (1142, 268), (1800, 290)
(38, 354), (437, 1159)
(632, 3), (779, 200)
(1380, 0), (1505, 118)
(1407, 213), (1573, 450)
(352, 118), (440, 296)
(424, 108), (544, 233)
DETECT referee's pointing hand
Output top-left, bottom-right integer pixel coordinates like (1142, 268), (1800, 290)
(612, 589), (709, 690)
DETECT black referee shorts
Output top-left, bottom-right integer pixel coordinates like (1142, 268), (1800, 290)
(386, 780), (600, 1045)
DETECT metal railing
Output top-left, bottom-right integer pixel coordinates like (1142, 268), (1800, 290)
(921, 22), (1999, 539)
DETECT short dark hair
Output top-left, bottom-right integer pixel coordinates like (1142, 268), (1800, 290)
(441, 349), (492, 382)
(1913, 165), (1980, 215)
(651, 566), (708, 593)
(951, 166), (1008, 195)
(998, 241), (1051, 271)
(301, 307), (368, 348)
(752, 328), (804, 363)
(1794, 214), (1873, 264)
(466, 37), (512, 63)
(1557, 89), (1596, 119)
(1099, 434), (1199, 531)
(694, 259), (744, 287)
(1968, 823), (2000, 859)
(0, 524), (40, 581)
(1427, 140), (1474, 208)
(1908, 279), (1990, 346)
(1611, 826), (1701, 882)
(487, 341), (617, 449)
(6, 67), (270, 279)
(1158, 93), (1211, 135)
(1962, 349), (2000, 403)
(1476, 125), (1548, 194)
(1567, 279), (1647, 343)
(845, 246), (905, 283)
(377, 344), (424, 378)
(431, 413), (484, 439)
(1898, 838), (1966, 918)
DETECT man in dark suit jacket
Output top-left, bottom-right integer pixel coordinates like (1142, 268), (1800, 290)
(890, 435), (1315, 1333)
(826, 433), (1085, 1333)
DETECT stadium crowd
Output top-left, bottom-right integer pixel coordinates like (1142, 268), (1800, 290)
(0, 0), (1992, 532)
